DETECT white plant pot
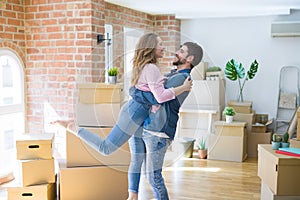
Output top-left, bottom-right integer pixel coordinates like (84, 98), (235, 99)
(108, 76), (117, 84)
(225, 115), (233, 123)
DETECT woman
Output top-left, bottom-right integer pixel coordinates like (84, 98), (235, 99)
(52, 33), (192, 200)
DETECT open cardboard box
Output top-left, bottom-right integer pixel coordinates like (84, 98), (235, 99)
(252, 114), (273, 133)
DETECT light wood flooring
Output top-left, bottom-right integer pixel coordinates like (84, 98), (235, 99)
(0, 155), (261, 200)
(138, 154), (261, 200)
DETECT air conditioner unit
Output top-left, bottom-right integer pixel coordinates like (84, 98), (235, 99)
(271, 21), (300, 37)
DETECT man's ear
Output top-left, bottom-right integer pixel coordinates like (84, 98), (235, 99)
(186, 55), (194, 64)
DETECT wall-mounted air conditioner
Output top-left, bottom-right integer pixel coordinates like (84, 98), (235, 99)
(271, 21), (300, 37)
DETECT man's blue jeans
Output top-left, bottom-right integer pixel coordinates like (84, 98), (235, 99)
(128, 130), (171, 200)
(77, 99), (150, 155)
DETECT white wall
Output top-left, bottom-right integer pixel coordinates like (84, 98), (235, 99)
(181, 10), (300, 119)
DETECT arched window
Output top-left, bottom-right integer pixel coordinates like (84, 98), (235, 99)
(0, 49), (25, 180)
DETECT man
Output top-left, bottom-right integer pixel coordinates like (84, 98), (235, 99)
(127, 42), (203, 200)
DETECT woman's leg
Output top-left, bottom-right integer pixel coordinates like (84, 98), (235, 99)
(127, 126), (146, 200)
(53, 100), (150, 156)
(143, 131), (171, 200)
(77, 100), (150, 155)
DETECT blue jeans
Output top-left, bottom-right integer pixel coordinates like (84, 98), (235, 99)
(128, 130), (171, 200)
(128, 131), (145, 193)
(77, 99), (150, 155)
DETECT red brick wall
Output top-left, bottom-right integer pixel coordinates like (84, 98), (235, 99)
(155, 15), (181, 74)
(105, 3), (181, 81)
(0, 1), (26, 66)
(104, 2), (155, 82)
(0, 1), (180, 133)
(24, 0), (106, 132)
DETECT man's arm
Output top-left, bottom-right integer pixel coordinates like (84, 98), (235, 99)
(143, 73), (189, 133)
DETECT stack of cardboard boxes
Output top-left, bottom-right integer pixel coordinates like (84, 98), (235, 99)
(258, 144), (300, 200)
(58, 83), (130, 200)
(207, 121), (247, 162)
(226, 100), (273, 158)
(177, 78), (225, 146)
(248, 113), (273, 157)
(7, 133), (56, 200)
(205, 96), (278, 162)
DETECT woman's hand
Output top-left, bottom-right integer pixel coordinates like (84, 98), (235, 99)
(173, 76), (193, 96)
(182, 76), (193, 92)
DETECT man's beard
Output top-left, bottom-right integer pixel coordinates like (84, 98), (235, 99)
(172, 57), (186, 66)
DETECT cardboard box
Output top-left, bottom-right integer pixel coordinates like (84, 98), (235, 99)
(290, 138), (300, 148)
(258, 144), (300, 195)
(222, 112), (254, 133)
(181, 80), (225, 107)
(7, 183), (56, 200)
(252, 124), (267, 133)
(78, 83), (123, 104)
(190, 61), (207, 80)
(261, 181), (300, 200)
(255, 114), (269, 124)
(20, 159), (55, 186)
(297, 107), (300, 140)
(247, 132), (272, 158)
(179, 107), (221, 130)
(207, 121), (247, 162)
(16, 133), (54, 160)
(228, 100), (252, 114)
(206, 71), (224, 80)
(59, 165), (128, 200)
(76, 103), (120, 127)
(252, 114), (273, 133)
(66, 128), (131, 167)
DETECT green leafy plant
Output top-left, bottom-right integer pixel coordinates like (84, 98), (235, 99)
(223, 106), (236, 116)
(107, 67), (118, 76)
(198, 137), (207, 150)
(207, 66), (222, 72)
(224, 59), (259, 102)
(272, 133), (282, 142)
(283, 132), (289, 143)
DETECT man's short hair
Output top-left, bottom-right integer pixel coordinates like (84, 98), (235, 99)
(183, 42), (203, 68)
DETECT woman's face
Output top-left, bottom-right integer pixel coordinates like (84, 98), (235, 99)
(154, 37), (165, 58)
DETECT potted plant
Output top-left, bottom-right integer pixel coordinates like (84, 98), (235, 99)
(281, 132), (290, 148)
(223, 106), (236, 123)
(107, 67), (118, 84)
(272, 133), (282, 150)
(224, 59), (259, 102)
(198, 137), (207, 159)
(206, 66), (223, 80)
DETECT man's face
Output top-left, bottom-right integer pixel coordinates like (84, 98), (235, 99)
(173, 45), (189, 66)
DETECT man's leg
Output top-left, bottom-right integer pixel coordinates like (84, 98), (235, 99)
(143, 131), (171, 200)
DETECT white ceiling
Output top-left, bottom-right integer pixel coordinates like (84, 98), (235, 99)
(105, 0), (300, 19)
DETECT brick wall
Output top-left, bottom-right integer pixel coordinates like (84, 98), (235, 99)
(24, 0), (106, 132)
(155, 15), (181, 74)
(105, 3), (181, 79)
(0, 0), (26, 67)
(0, 1), (181, 133)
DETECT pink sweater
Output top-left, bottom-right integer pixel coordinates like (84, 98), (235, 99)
(135, 63), (175, 103)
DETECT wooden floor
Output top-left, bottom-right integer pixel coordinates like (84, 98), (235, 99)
(0, 155), (261, 200)
(138, 154), (261, 200)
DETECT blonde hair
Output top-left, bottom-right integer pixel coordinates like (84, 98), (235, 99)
(131, 33), (159, 86)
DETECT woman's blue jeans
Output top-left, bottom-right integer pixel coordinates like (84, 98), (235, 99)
(128, 130), (171, 200)
(77, 99), (150, 156)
